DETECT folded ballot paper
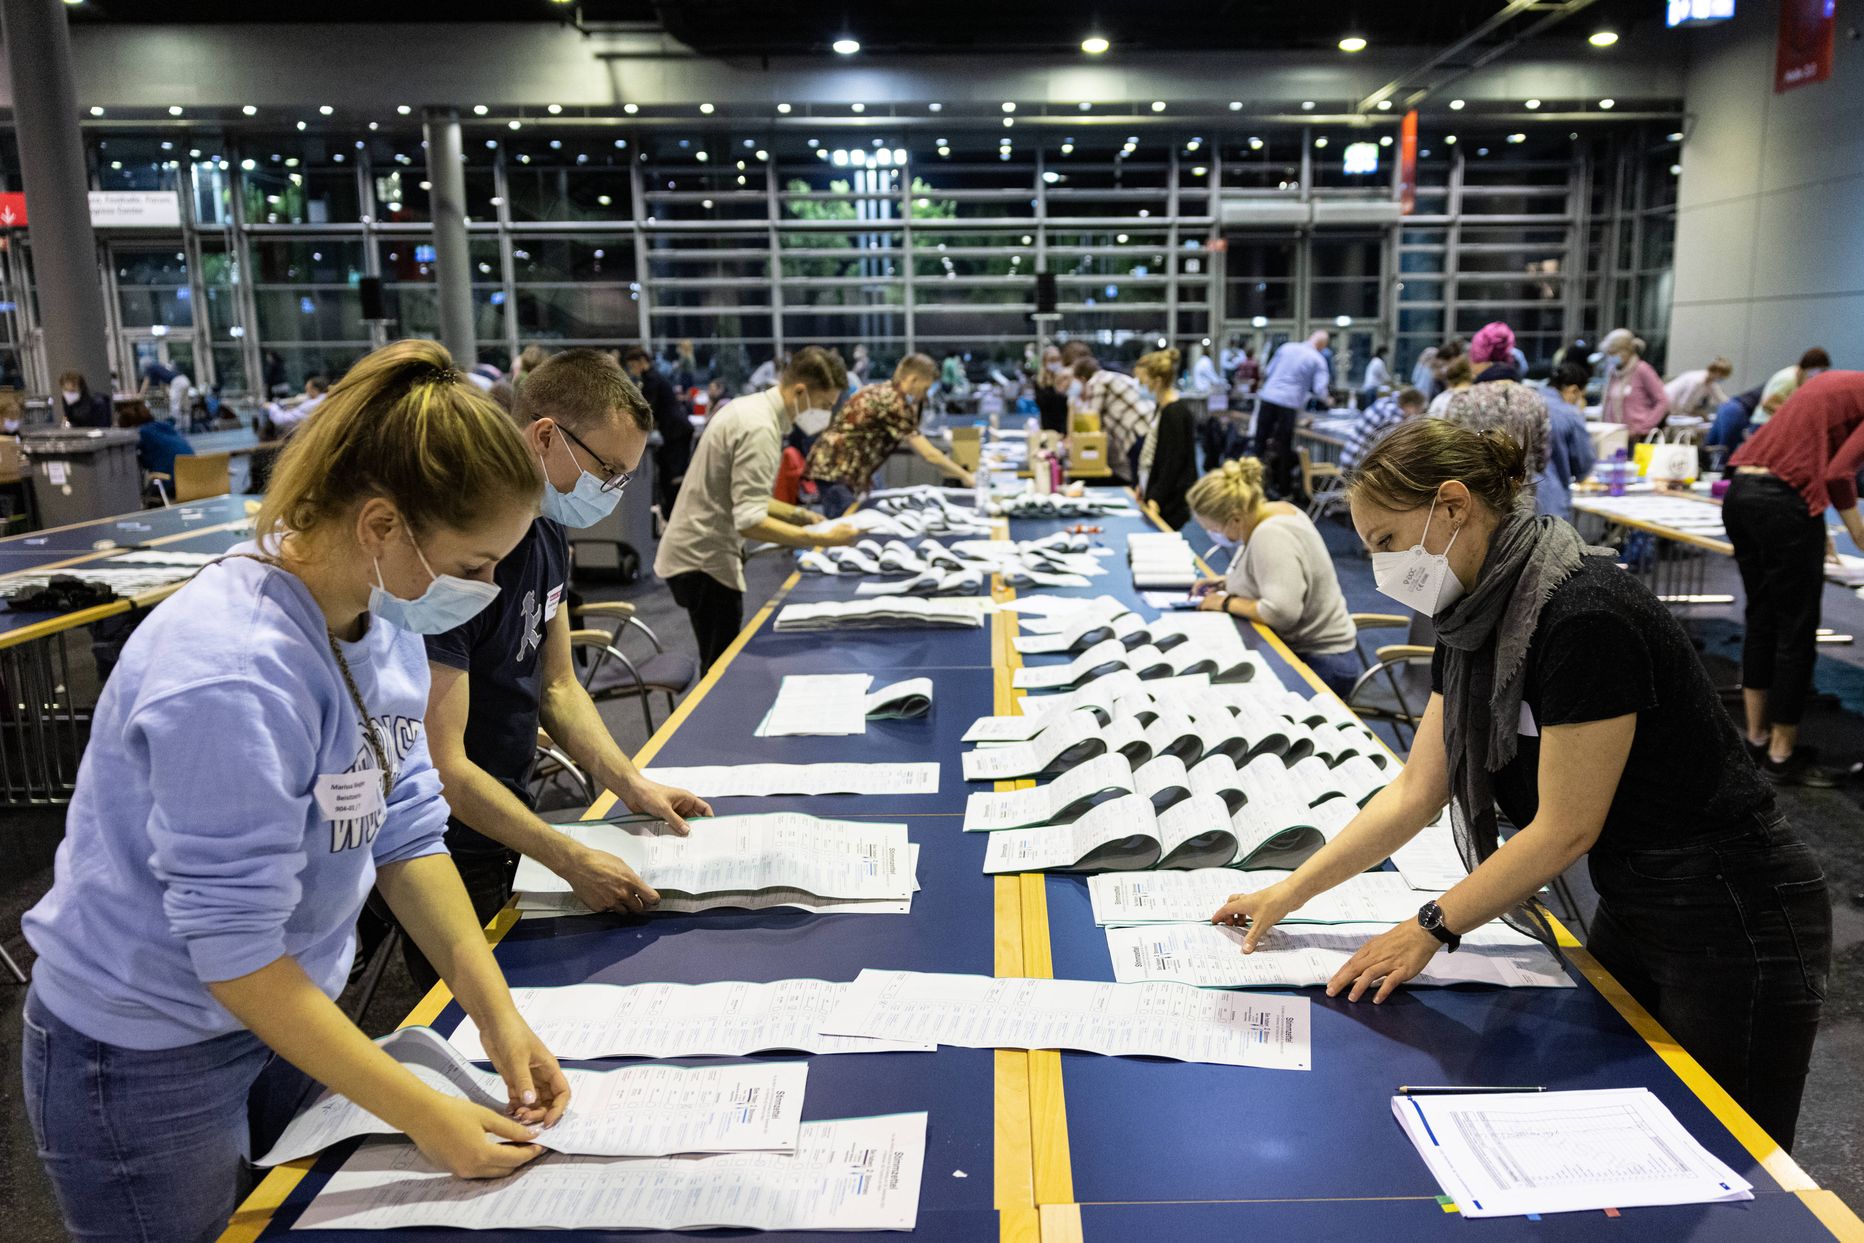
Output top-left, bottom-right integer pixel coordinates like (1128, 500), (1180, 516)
(448, 979), (935, 1062)
(1089, 869), (1443, 927)
(773, 597), (989, 632)
(293, 1113), (929, 1233)
(258, 1026), (808, 1166)
(854, 568), (987, 597)
(513, 814), (916, 917)
(1106, 921), (1575, 989)
(1127, 531), (1202, 589)
(1012, 636), (1272, 691)
(755, 675), (934, 736)
(1393, 1089), (1752, 1218)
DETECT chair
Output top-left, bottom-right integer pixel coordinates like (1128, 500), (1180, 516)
(1345, 611), (1435, 749)
(569, 601), (698, 735)
(149, 451), (231, 505)
(532, 727), (596, 808)
(1298, 446), (1347, 520)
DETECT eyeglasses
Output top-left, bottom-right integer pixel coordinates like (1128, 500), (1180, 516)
(558, 425), (634, 494)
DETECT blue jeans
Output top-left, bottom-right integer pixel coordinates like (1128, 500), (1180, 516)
(812, 480), (858, 518)
(22, 986), (314, 1243)
(1299, 647), (1363, 699)
(1585, 813), (1829, 1150)
(1708, 397), (1755, 454)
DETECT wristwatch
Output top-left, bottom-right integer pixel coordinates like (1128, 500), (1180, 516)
(1417, 901), (1460, 952)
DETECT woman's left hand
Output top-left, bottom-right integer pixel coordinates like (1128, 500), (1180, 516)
(1325, 922), (1442, 1004)
(476, 1013), (573, 1128)
(1197, 591), (1228, 613)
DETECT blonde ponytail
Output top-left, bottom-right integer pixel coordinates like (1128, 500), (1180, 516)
(1135, 347), (1181, 393)
(1185, 456), (1266, 526)
(256, 339), (541, 549)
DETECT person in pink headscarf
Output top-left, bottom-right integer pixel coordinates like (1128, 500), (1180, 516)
(1438, 321), (1551, 502)
(1469, 321), (1527, 380)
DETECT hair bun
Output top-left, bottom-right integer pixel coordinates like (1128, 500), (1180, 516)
(1480, 427), (1528, 483)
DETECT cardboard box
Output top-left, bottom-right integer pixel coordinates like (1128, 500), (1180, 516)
(949, 425), (981, 471)
(1069, 411), (1102, 435)
(1068, 431), (1108, 472)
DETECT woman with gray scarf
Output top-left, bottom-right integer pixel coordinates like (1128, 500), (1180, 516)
(1212, 417), (1830, 1150)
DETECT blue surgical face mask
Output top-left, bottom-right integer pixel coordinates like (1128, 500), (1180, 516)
(369, 531), (500, 635)
(539, 432), (623, 528)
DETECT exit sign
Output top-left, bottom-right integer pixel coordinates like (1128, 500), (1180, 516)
(0, 193), (26, 227)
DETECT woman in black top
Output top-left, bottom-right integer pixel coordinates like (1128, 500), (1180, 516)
(1033, 345), (1070, 436)
(1215, 418), (1830, 1149)
(1134, 347), (1198, 530)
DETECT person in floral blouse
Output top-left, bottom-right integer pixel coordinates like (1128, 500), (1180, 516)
(804, 354), (974, 515)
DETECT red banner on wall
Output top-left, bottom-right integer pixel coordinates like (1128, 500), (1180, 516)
(1776, 0), (1835, 92)
(0, 193), (26, 228)
(1398, 110), (1419, 215)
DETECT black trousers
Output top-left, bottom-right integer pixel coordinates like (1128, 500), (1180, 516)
(1252, 399), (1300, 499)
(396, 849), (521, 996)
(667, 569), (744, 673)
(1724, 472), (1825, 725)
(1585, 813), (1830, 1150)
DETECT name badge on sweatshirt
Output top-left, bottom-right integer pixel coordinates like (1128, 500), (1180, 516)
(315, 770), (386, 824)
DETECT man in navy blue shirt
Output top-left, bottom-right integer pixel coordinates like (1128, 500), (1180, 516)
(410, 349), (711, 989)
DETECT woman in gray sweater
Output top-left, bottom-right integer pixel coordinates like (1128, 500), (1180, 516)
(1189, 456), (1359, 694)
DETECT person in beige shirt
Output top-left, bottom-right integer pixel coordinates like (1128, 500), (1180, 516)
(654, 345), (856, 670)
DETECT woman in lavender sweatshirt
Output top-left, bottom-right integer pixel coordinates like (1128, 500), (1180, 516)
(21, 341), (564, 1242)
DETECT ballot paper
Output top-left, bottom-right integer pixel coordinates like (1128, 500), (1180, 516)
(1012, 609), (1147, 656)
(512, 815), (915, 916)
(259, 1027), (807, 1165)
(818, 969), (1310, 1070)
(1106, 921), (1574, 989)
(1391, 818), (1471, 891)
(640, 761), (940, 797)
(105, 549), (219, 566)
(763, 673), (873, 736)
(963, 752), (1138, 830)
(295, 1113), (928, 1233)
(1088, 869), (1443, 927)
(960, 709), (1137, 781)
(772, 597), (989, 632)
(449, 980), (935, 1061)
(981, 792), (1244, 873)
(854, 568), (987, 596)
(1127, 531), (1203, 589)
(866, 677), (934, 718)
(1392, 1089), (1753, 1218)
(995, 592), (1131, 618)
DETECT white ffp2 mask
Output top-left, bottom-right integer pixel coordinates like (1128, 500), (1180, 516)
(1370, 496), (1466, 616)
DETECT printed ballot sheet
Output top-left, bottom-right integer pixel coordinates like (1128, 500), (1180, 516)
(1106, 921), (1575, 990)
(1391, 817), (1472, 890)
(818, 969), (1311, 1070)
(1089, 869), (1443, 927)
(640, 761), (940, 797)
(762, 673), (872, 736)
(295, 1113), (929, 1233)
(867, 676), (934, 718)
(1392, 1089), (1754, 1218)
(512, 814), (913, 915)
(259, 1028), (807, 1165)
(448, 980), (935, 1061)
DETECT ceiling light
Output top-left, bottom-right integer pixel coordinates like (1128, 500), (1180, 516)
(1525, 98), (1541, 110)
(89, 105), (105, 116)
(1508, 132), (1526, 143)
(295, 120), (306, 130)
(1229, 101), (1243, 111)
(696, 150), (709, 161)
(1670, 163), (1682, 175)
(699, 102), (714, 114)
(1150, 100), (1166, 112)
(239, 104), (257, 116)
(1449, 98), (1465, 110)
(319, 104), (334, 115)
(547, 104), (563, 114)
(473, 104), (489, 115)
(397, 104), (412, 115)
(832, 37), (861, 55)
(1598, 98), (1616, 109)
(1191, 165), (1207, 176)
(240, 158), (256, 171)
(1335, 314), (1353, 327)
(1081, 35), (1110, 55)
(1445, 134), (1458, 144)
(1667, 130), (1685, 142)
(937, 145), (951, 156)
(1589, 29), (1619, 47)
(1003, 117), (1014, 127)
(508, 120), (521, 130)
(624, 103), (639, 114)
(1338, 35), (1367, 53)
(1042, 170), (1060, 183)
(1379, 135), (1393, 146)
(1377, 100), (1393, 111)
(1301, 100), (1316, 111)
(776, 103), (792, 114)
(1001, 102), (1017, 113)
(1248, 136), (1264, 150)
(168, 105), (184, 116)
(851, 102), (866, 113)
(1078, 101), (1092, 111)
(1314, 137), (1328, 148)
(1252, 315), (1269, 328)
(928, 102), (943, 113)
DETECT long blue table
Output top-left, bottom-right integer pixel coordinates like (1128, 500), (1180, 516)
(225, 493), (1860, 1242)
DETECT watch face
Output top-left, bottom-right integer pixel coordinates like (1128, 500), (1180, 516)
(1418, 902), (1443, 929)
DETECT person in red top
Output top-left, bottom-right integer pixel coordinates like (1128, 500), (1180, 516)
(1724, 370), (1864, 785)
(803, 354), (973, 515)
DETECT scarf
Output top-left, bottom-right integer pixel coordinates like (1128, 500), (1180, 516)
(1433, 503), (1612, 940)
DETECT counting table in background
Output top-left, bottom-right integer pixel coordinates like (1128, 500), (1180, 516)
(223, 492), (1862, 1242)
(0, 494), (253, 805)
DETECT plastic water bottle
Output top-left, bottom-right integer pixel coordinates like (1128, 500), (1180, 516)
(974, 459), (992, 514)
(1607, 447), (1630, 497)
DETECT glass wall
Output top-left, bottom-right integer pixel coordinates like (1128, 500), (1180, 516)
(0, 116), (1679, 396)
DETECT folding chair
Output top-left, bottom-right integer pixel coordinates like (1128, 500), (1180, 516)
(149, 451), (231, 505)
(532, 727), (597, 809)
(1298, 446), (1348, 520)
(1345, 610), (1435, 750)
(569, 601), (698, 735)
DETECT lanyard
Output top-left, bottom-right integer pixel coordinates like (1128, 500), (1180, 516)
(215, 552), (393, 802)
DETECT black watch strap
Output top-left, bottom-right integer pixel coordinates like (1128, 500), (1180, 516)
(1418, 900), (1461, 952)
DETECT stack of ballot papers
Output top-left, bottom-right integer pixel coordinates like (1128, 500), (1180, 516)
(449, 979), (935, 1060)
(996, 492), (1134, 518)
(640, 760), (940, 797)
(1393, 1089), (1753, 1218)
(854, 567), (987, 596)
(294, 1113), (929, 1233)
(1088, 869), (1443, 926)
(753, 674), (934, 736)
(258, 1027), (808, 1165)
(513, 814), (917, 916)
(773, 596), (989, 632)
(1106, 921), (1574, 989)
(819, 969), (1310, 1069)
(1575, 492), (1729, 539)
(1012, 636), (1272, 690)
(1127, 530), (1202, 589)
(0, 563), (198, 603)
